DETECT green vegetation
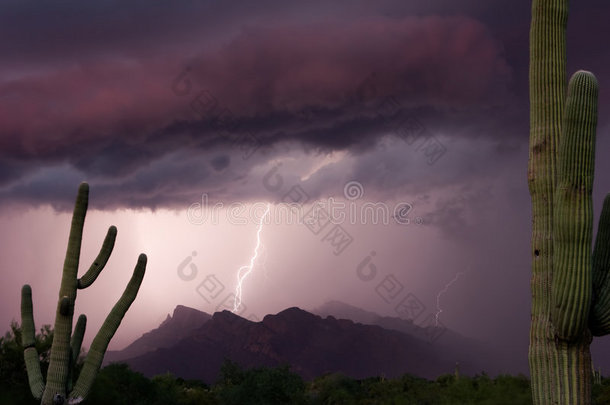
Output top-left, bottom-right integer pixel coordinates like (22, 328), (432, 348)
(0, 321), (51, 405)
(20, 183), (147, 404)
(0, 321), (556, 405)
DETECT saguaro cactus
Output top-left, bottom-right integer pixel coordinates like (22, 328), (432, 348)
(528, 1), (610, 404)
(21, 183), (147, 404)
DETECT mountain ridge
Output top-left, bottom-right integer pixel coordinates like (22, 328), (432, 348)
(107, 304), (481, 384)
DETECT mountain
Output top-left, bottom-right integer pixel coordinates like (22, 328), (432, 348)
(119, 307), (476, 384)
(312, 300), (514, 375)
(314, 300), (382, 325)
(313, 300), (470, 347)
(313, 300), (462, 342)
(104, 305), (211, 364)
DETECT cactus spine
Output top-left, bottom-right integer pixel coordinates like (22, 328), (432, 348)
(21, 183), (147, 404)
(529, 1), (610, 404)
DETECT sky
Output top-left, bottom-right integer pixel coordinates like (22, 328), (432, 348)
(2, 0), (610, 376)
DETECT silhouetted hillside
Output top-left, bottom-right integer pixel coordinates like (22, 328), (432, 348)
(104, 305), (211, 364)
(313, 300), (514, 375)
(121, 307), (474, 383)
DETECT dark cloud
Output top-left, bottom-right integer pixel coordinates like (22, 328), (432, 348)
(0, 0), (608, 212)
(0, 8), (516, 209)
(210, 155), (230, 172)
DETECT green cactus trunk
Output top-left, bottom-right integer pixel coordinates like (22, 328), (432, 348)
(21, 183), (146, 405)
(528, 1), (610, 404)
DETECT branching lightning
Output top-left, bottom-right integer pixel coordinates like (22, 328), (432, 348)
(232, 204), (271, 313)
(435, 266), (469, 326)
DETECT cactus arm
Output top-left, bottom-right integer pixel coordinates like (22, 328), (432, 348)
(78, 226), (117, 289)
(21, 285), (37, 349)
(61, 182), (88, 299)
(21, 285), (44, 400)
(552, 71), (598, 340)
(42, 182), (88, 404)
(67, 315), (87, 393)
(70, 315), (86, 370)
(69, 253), (147, 403)
(590, 194), (610, 335)
(24, 348), (45, 400)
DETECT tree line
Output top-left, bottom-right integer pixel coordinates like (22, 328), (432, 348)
(3, 321), (610, 404)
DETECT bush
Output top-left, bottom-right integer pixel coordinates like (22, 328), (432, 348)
(0, 321), (52, 405)
(0, 322), (537, 405)
(217, 360), (307, 405)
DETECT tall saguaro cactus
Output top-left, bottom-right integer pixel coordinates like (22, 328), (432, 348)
(21, 183), (147, 405)
(529, 1), (610, 404)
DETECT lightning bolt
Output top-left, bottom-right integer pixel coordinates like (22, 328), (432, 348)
(233, 204), (271, 313)
(435, 266), (469, 326)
